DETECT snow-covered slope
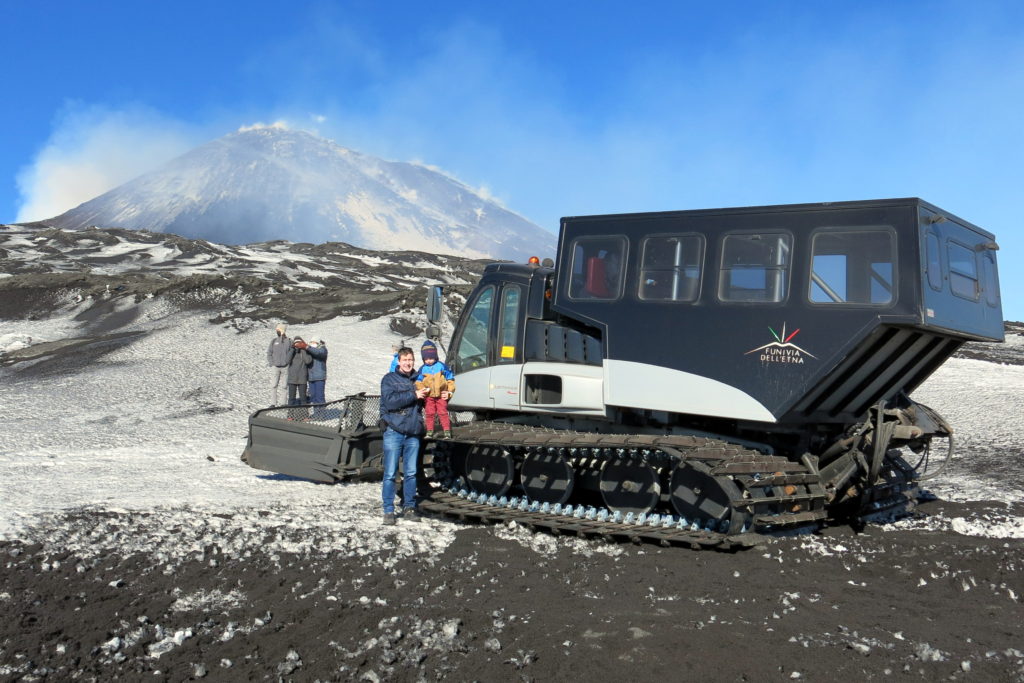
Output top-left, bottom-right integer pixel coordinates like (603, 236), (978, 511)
(0, 222), (477, 542)
(1, 221), (1021, 543)
(0, 223), (487, 329)
(41, 127), (556, 261)
(1, 297), (1022, 544)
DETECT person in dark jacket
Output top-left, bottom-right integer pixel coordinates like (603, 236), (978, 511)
(267, 323), (291, 405)
(286, 337), (313, 416)
(380, 346), (429, 525)
(307, 339), (328, 407)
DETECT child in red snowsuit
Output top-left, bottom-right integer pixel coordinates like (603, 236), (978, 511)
(415, 341), (455, 438)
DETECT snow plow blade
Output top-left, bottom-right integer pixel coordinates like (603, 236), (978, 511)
(241, 393), (385, 482)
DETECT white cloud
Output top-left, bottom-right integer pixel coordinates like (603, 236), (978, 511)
(473, 184), (504, 207)
(15, 105), (197, 222)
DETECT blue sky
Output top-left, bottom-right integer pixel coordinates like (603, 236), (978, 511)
(2, 1), (1022, 321)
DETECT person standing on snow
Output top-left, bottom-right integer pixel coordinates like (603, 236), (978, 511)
(286, 337), (313, 416)
(267, 323), (291, 405)
(307, 338), (328, 414)
(379, 346), (428, 525)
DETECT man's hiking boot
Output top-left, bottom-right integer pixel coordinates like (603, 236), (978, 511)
(403, 508), (420, 521)
(382, 513), (396, 526)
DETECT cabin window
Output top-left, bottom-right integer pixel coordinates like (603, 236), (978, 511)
(497, 286), (522, 363)
(808, 229), (895, 305)
(638, 234), (704, 301)
(718, 233), (791, 303)
(948, 241), (979, 300)
(452, 285), (494, 373)
(981, 251), (1000, 308)
(925, 232), (943, 291)
(567, 236), (626, 301)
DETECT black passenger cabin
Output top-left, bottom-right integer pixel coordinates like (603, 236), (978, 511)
(447, 198), (1002, 440)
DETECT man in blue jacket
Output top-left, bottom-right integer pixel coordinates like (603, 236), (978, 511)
(306, 339), (328, 410)
(380, 346), (429, 525)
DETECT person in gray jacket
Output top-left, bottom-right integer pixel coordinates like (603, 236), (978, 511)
(267, 323), (291, 405)
(287, 337), (313, 405)
(286, 337), (313, 419)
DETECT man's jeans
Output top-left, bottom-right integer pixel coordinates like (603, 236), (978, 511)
(382, 427), (419, 514)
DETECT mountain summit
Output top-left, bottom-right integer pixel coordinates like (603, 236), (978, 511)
(43, 126), (555, 261)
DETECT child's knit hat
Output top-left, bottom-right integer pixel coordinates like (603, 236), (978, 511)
(421, 340), (438, 361)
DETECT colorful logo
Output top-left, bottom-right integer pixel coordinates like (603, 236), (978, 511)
(746, 323), (816, 365)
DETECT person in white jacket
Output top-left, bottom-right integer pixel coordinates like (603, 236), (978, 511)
(267, 323), (291, 405)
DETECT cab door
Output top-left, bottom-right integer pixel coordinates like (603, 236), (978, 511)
(489, 285), (525, 411)
(919, 209), (1003, 339)
(447, 282), (526, 412)
(448, 284), (496, 409)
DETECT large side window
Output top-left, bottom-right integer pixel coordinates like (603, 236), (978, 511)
(718, 233), (791, 303)
(497, 286), (522, 364)
(567, 236), (626, 300)
(948, 241), (979, 300)
(638, 234), (704, 302)
(452, 285), (494, 373)
(808, 229), (895, 305)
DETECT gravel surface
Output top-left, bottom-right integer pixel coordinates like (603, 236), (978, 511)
(2, 497), (1023, 682)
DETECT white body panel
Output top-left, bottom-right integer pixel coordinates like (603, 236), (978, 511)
(449, 362), (606, 416)
(603, 359), (776, 423)
(450, 366), (492, 409)
(450, 360), (772, 422)
(522, 362), (605, 414)
(489, 363), (523, 411)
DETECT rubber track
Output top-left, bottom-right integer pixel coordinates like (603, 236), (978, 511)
(417, 489), (765, 550)
(424, 420), (830, 544)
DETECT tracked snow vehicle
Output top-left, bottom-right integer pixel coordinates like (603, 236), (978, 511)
(243, 198), (1003, 547)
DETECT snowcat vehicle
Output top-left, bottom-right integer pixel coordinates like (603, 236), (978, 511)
(242, 198), (1003, 548)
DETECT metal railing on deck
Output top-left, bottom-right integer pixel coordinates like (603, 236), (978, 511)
(252, 393), (382, 433)
(252, 393), (474, 434)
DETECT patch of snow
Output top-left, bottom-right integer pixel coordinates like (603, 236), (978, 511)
(171, 588), (248, 613)
(949, 515), (1024, 539)
(494, 521), (623, 557)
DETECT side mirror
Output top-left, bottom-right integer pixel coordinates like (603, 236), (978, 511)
(426, 285), (444, 324)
